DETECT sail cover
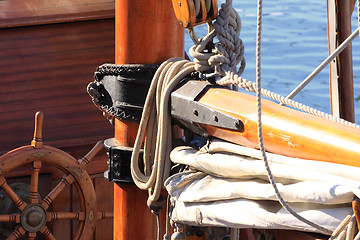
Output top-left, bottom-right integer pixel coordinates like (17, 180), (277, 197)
(165, 140), (360, 234)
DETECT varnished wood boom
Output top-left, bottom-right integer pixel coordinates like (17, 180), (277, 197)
(197, 87), (360, 168)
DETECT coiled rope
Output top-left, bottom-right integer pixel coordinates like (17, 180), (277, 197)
(329, 214), (359, 240)
(130, 0), (360, 238)
(131, 58), (195, 205)
(130, 58), (195, 240)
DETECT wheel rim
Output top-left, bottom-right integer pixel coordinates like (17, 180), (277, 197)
(0, 145), (97, 240)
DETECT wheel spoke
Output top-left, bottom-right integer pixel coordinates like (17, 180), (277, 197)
(29, 161), (42, 204)
(0, 176), (27, 211)
(96, 211), (114, 220)
(41, 174), (75, 210)
(27, 232), (36, 240)
(6, 226), (25, 240)
(78, 141), (104, 167)
(0, 213), (20, 223)
(47, 211), (85, 221)
(40, 226), (56, 240)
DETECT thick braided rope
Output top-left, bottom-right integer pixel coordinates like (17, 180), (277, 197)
(188, 0), (359, 235)
(209, 0), (246, 76)
(217, 73), (360, 128)
(188, 0), (360, 129)
(189, 29), (217, 72)
(189, 0), (246, 76)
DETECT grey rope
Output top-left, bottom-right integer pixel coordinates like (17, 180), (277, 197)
(163, 196), (170, 240)
(189, 0), (246, 75)
(189, 0), (360, 129)
(132, 0), (360, 237)
(187, 0), (357, 234)
(156, 213), (161, 240)
(255, 0), (333, 235)
(346, 215), (356, 240)
(130, 58), (196, 240)
(216, 74), (360, 128)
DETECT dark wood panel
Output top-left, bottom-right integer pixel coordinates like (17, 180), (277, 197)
(52, 183), (72, 240)
(93, 176), (114, 240)
(0, 0), (115, 28)
(0, 19), (115, 153)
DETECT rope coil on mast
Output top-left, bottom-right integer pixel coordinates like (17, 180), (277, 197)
(131, 0), (360, 238)
(130, 59), (195, 203)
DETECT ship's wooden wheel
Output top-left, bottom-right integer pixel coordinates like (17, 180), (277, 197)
(0, 112), (110, 240)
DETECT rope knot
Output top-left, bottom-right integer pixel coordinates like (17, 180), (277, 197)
(189, 0), (245, 78)
(189, 30), (217, 72)
(211, 0), (245, 77)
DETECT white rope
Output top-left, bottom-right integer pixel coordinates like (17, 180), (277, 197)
(253, 0), (332, 235)
(189, 0), (246, 76)
(189, 0), (349, 235)
(189, 0), (360, 129)
(130, 58), (196, 240)
(130, 0), (360, 238)
(131, 58), (195, 203)
(217, 73), (360, 128)
(230, 228), (240, 240)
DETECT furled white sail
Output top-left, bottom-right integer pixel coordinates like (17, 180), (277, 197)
(165, 140), (360, 234)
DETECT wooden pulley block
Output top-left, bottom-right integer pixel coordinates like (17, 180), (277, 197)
(172, 0), (218, 28)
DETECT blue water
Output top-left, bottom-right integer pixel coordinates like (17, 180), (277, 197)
(184, 1), (360, 123)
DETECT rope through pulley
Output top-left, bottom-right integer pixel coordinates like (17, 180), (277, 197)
(186, 0), (246, 78)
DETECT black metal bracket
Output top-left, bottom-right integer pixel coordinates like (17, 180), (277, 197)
(171, 80), (244, 135)
(104, 138), (143, 184)
(87, 63), (159, 122)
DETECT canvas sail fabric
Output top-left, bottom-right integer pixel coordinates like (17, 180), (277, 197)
(164, 140), (360, 234)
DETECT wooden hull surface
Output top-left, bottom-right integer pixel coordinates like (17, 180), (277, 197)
(0, 1), (116, 239)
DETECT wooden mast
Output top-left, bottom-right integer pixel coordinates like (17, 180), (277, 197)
(327, 0), (356, 122)
(113, 0), (183, 239)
